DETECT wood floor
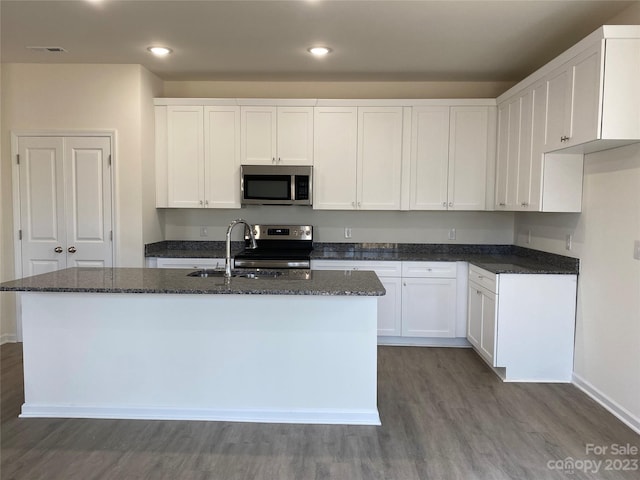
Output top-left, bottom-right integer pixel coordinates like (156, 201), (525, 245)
(2, 343), (638, 480)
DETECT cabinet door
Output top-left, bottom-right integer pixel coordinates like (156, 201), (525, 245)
(467, 284), (482, 349)
(569, 44), (602, 146)
(241, 106), (277, 165)
(277, 107), (314, 165)
(204, 106), (241, 208)
(479, 288), (497, 366)
(313, 107), (358, 209)
(525, 81), (547, 211)
(494, 102), (510, 209)
(377, 277), (402, 336)
(495, 100), (520, 210)
(448, 106), (489, 210)
(357, 107), (403, 210)
(167, 106), (204, 207)
(516, 90), (534, 210)
(545, 66), (571, 151)
(156, 258), (225, 269)
(401, 277), (457, 337)
(409, 106), (450, 210)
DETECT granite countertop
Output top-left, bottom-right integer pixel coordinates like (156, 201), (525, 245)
(0, 267), (385, 296)
(146, 241), (579, 275)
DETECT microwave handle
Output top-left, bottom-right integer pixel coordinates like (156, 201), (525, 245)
(290, 174), (296, 201)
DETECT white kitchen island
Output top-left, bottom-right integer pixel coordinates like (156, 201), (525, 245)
(1, 267), (385, 425)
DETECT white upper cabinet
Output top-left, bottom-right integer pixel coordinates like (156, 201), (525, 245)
(448, 106), (491, 210)
(156, 104), (241, 208)
(166, 106), (205, 208)
(409, 106), (450, 210)
(411, 105), (493, 211)
(499, 26), (640, 155)
(313, 107), (358, 210)
(358, 107), (404, 210)
(241, 106), (314, 165)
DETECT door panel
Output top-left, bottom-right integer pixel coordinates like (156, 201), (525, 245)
(65, 137), (113, 267)
(18, 135), (113, 277)
(19, 137), (66, 276)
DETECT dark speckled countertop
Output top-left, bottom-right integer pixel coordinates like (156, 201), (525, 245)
(146, 241), (579, 275)
(0, 267), (385, 296)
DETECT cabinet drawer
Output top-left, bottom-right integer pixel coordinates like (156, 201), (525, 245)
(468, 264), (498, 293)
(156, 258), (224, 269)
(311, 260), (402, 277)
(402, 261), (457, 278)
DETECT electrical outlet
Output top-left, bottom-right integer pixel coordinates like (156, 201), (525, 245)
(565, 234), (572, 251)
(634, 240), (640, 260)
(344, 227), (352, 239)
(448, 228), (456, 241)
(200, 227), (208, 237)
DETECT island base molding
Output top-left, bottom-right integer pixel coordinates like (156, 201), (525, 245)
(20, 292), (381, 426)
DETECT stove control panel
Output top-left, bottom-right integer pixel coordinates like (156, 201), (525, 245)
(248, 225), (313, 241)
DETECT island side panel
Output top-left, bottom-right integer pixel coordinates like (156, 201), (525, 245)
(20, 292), (380, 425)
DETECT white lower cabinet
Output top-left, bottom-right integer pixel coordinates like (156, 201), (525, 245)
(401, 262), (457, 337)
(311, 260), (459, 340)
(310, 260), (402, 336)
(467, 264), (577, 382)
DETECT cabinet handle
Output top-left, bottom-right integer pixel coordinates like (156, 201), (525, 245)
(404, 282), (407, 287)
(357, 202), (361, 208)
(54, 246), (63, 253)
(204, 200), (209, 207)
(442, 202), (447, 207)
(477, 275), (484, 279)
(560, 136), (570, 142)
(477, 290), (482, 295)
(499, 202), (506, 207)
(199, 200), (203, 206)
(352, 201), (356, 208)
(68, 246), (77, 254)
(521, 202), (529, 207)
(448, 202), (453, 207)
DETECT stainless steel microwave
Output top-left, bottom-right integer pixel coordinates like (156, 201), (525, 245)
(240, 165), (312, 206)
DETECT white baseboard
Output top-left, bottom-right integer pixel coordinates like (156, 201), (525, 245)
(378, 336), (471, 347)
(0, 333), (18, 345)
(20, 404), (381, 426)
(572, 373), (640, 435)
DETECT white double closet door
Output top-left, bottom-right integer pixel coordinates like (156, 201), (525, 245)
(17, 136), (113, 277)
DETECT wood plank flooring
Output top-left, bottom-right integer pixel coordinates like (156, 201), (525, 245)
(2, 343), (638, 479)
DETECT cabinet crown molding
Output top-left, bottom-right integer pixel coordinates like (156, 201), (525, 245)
(154, 98), (496, 107)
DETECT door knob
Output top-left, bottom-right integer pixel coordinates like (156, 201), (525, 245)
(54, 246), (63, 253)
(68, 246), (77, 253)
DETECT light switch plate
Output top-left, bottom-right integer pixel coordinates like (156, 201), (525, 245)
(344, 227), (352, 239)
(448, 228), (456, 241)
(634, 240), (640, 260)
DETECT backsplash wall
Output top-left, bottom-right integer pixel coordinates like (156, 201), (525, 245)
(163, 208), (515, 244)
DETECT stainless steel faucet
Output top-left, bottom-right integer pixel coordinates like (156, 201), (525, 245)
(225, 218), (257, 278)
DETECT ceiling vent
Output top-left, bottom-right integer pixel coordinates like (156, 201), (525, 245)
(26, 46), (68, 53)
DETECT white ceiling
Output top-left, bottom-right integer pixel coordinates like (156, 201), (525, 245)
(1, 0), (636, 82)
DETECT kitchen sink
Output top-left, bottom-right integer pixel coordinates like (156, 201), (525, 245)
(187, 269), (283, 279)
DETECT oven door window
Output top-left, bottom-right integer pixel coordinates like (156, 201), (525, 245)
(244, 175), (292, 200)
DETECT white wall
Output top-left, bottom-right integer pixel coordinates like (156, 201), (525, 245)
(164, 208), (515, 244)
(515, 144), (640, 432)
(0, 63), (162, 340)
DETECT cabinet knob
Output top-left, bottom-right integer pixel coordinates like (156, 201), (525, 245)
(442, 202), (447, 207)
(204, 200), (209, 207)
(448, 202), (453, 207)
(357, 202), (361, 207)
(521, 202), (529, 207)
(54, 246), (63, 253)
(199, 200), (203, 206)
(499, 202), (506, 207)
(68, 246), (77, 254)
(352, 201), (356, 207)
(278, 157), (281, 164)
(477, 290), (482, 295)
(272, 157), (276, 164)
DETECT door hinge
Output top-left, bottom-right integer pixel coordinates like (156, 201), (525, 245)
(16, 154), (20, 165)
(108, 154), (112, 166)
(110, 230), (113, 241)
(18, 229), (22, 240)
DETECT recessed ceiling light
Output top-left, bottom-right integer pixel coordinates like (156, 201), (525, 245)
(308, 46), (331, 56)
(147, 46), (172, 57)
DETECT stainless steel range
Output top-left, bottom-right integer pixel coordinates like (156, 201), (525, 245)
(233, 224), (313, 269)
